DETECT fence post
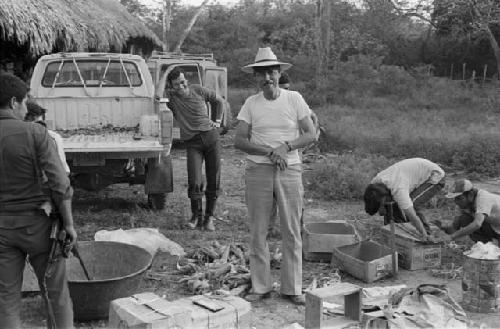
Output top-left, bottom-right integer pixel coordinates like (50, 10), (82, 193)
(450, 63), (454, 80)
(483, 65), (488, 85)
(463, 63), (466, 81)
(471, 70), (476, 88)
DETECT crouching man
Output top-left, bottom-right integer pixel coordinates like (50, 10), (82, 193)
(363, 158), (445, 241)
(436, 179), (500, 244)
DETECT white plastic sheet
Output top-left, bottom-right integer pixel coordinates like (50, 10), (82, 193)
(94, 228), (185, 256)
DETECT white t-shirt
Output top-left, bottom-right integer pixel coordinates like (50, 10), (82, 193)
(48, 130), (70, 174)
(475, 189), (500, 233)
(371, 158), (444, 210)
(237, 89), (311, 165)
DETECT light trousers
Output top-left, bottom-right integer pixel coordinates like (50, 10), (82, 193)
(245, 161), (303, 295)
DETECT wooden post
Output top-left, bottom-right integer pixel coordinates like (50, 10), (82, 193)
(450, 63), (454, 80)
(483, 65), (488, 84)
(463, 63), (466, 81)
(387, 202), (398, 279)
(471, 70), (476, 88)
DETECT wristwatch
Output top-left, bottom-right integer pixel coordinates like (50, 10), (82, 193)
(284, 141), (292, 152)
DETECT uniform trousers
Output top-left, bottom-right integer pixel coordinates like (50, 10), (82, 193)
(245, 161), (303, 295)
(0, 212), (73, 329)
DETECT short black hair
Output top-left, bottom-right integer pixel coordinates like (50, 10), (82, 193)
(0, 73), (28, 108)
(167, 67), (184, 85)
(279, 72), (290, 85)
(25, 100), (47, 121)
(363, 183), (390, 215)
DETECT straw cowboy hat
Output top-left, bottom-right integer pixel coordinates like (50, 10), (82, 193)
(242, 47), (292, 73)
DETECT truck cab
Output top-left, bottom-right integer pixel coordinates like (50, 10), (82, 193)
(146, 51), (231, 138)
(29, 52), (173, 209)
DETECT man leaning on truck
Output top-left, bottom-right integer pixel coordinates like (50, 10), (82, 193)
(165, 67), (225, 231)
(0, 73), (76, 329)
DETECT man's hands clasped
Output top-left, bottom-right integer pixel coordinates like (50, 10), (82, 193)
(268, 143), (289, 171)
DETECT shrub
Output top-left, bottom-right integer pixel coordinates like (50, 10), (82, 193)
(306, 153), (393, 200)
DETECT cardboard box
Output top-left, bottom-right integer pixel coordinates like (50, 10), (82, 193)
(331, 241), (395, 283)
(109, 292), (251, 329)
(379, 223), (441, 270)
(109, 292), (192, 329)
(302, 221), (359, 262)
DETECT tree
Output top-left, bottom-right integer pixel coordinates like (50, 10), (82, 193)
(433, 0), (500, 78)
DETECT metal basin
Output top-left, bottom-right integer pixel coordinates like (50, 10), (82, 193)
(67, 241), (152, 321)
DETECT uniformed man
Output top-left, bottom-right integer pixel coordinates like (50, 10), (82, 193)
(0, 73), (76, 329)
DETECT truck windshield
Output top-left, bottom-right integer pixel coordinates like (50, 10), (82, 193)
(42, 60), (142, 87)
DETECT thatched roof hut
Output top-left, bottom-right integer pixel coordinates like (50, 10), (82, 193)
(0, 0), (162, 77)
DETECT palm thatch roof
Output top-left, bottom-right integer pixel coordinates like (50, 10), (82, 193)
(0, 0), (162, 57)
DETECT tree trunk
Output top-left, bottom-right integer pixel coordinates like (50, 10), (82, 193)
(173, 0), (210, 53)
(162, 0), (172, 51)
(484, 24), (500, 79)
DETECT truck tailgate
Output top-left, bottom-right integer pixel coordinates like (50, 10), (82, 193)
(62, 132), (164, 153)
(36, 97), (154, 130)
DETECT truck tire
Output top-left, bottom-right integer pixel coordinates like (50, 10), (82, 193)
(148, 193), (168, 210)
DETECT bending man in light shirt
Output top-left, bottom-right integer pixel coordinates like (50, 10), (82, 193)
(363, 158), (445, 241)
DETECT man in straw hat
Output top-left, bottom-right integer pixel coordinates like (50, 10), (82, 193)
(0, 73), (75, 328)
(234, 47), (316, 305)
(435, 178), (500, 244)
(363, 158), (445, 241)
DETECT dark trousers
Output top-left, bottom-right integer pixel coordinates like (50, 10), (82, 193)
(185, 129), (221, 202)
(0, 212), (73, 329)
(451, 212), (500, 243)
(383, 178), (446, 230)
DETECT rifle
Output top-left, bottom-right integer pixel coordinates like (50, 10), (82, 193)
(46, 216), (92, 281)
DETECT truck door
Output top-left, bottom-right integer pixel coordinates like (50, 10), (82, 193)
(204, 67), (229, 131)
(204, 67), (227, 100)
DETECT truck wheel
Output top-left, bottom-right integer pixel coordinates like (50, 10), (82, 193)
(148, 193), (168, 210)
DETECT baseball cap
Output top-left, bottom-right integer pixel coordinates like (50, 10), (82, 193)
(445, 179), (473, 198)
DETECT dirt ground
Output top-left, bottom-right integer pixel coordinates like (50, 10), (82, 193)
(20, 132), (500, 328)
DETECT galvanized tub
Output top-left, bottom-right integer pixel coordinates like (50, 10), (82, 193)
(462, 255), (500, 313)
(67, 241), (153, 321)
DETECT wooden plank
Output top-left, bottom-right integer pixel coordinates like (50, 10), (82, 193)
(305, 292), (323, 329)
(309, 284), (360, 299)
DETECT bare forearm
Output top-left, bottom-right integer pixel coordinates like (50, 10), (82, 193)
(234, 137), (272, 156)
(405, 209), (427, 237)
(451, 223), (480, 240)
(56, 199), (75, 230)
(288, 131), (316, 151)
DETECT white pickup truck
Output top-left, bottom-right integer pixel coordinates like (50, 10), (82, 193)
(29, 52), (173, 209)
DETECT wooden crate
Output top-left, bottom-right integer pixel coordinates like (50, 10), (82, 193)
(331, 241), (394, 283)
(305, 283), (362, 329)
(302, 221), (358, 262)
(379, 223), (441, 270)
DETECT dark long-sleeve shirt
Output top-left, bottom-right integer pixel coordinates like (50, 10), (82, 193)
(165, 84), (224, 141)
(0, 110), (71, 213)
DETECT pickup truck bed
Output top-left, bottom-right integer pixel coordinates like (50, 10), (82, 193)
(62, 132), (164, 153)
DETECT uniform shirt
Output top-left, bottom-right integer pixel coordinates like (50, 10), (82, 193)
(165, 85), (220, 141)
(475, 189), (500, 234)
(237, 89), (311, 165)
(0, 110), (71, 214)
(371, 158), (445, 210)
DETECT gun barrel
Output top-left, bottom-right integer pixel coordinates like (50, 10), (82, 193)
(72, 245), (92, 281)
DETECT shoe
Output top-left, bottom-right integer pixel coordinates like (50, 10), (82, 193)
(203, 216), (216, 231)
(244, 292), (271, 302)
(187, 199), (203, 230)
(187, 214), (199, 229)
(282, 294), (306, 306)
